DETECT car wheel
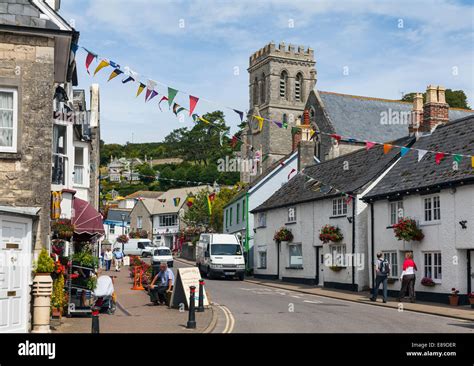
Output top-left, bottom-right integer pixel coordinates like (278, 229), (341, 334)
(238, 273), (244, 281)
(206, 266), (213, 279)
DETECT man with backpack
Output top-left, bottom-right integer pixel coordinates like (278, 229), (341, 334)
(370, 252), (390, 303)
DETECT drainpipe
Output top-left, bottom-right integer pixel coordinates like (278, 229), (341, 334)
(467, 250), (472, 297)
(351, 197), (356, 291)
(245, 192), (250, 272)
(370, 202), (375, 291)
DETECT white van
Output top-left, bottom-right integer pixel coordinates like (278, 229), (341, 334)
(196, 233), (245, 280)
(152, 246), (174, 267)
(114, 238), (155, 257)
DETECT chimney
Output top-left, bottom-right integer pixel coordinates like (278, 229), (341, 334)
(409, 93), (423, 135)
(303, 109), (310, 125)
(298, 141), (316, 171)
(420, 85), (449, 133)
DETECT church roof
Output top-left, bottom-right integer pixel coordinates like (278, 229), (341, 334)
(317, 90), (472, 143)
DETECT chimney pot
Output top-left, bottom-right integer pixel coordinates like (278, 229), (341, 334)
(437, 86), (447, 104)
(426, 85), (438, 103)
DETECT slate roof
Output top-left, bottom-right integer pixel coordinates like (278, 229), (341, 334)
(364, 115), (474, 201)
(0, 0), (67, 29)
(252, 136), (415, 213)
(318, 91), (472, 142)
(105, 209), (131, 223)
(124, 190), (163, 200)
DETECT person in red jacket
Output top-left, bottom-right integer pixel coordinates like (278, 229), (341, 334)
(398, 252), (417, 303)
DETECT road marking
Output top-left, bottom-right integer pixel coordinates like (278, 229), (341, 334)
(220, 305), (235, 334)
(303, 300), (322, 304)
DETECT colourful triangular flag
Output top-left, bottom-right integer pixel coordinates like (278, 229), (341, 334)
(199, 116), (210, 124)
(288, 168), (296, 180)
(136, 83), (146, 97)
(189, 95), (199, 116)
(107, 68), (123, 81)
(272, 120), (283, 128)
(191, 113), (200, 123)
(145, 80), (157, 101)
(186, 196), (195, 208)
(148, 90), (159, 102)
(231, 135), (238, 148)
(172, 103), (186, 115)
(291, 127), (301, 136)
(158, 96), (168, 111)
(330, 134), (341, 142)
(173, 197), (181, 207)
(435, 152), (445, 165)
(254, 116), (264, 130)
(400, 147), (410, 157)
(93, 59), (110, 76)
(366, 141), (376, 151)
(453, 154), (462, 164)
(233, 109), (244, 122)
(207, 192), (216, 215)
(344, 195), (353, 205)
(122, 76), (135, 84)
(472, 156), (474, 168)
(383, 144), (393, 154)
(282, 120), (288, 129)
(418, 149), (428, 162)
(85, 50), (97, 74)
(168, 87), (178, 107)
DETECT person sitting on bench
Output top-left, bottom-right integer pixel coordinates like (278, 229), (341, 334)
(148, 262), (174, 305)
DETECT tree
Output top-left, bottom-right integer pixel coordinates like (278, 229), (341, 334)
(401, 89), (470, 109)
(136, 163), (156, 184)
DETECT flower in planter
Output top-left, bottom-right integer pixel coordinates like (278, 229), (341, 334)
(450, 288), (459, 296)
(319, 225), (343, 244)
(273, 227), (294, 243)
(51, 219), (75, 239)
(468, 292), (474, 299)
(420, 277), (436, 286)
(34, 248), (55, 274)
(393, 218), (424, 242)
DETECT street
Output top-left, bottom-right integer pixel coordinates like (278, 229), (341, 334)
(173, 260), (473, 333)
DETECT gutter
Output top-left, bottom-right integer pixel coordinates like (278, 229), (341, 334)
(0, 24), (75, 37)
(351, 196), (356, 291)
(370, 202), (375, 291)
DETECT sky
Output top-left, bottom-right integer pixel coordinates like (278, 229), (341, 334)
(60, 0), (474, 145)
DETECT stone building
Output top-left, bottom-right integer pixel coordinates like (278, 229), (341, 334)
(0, 0), (78, 332)
(241, 42), (316, 182)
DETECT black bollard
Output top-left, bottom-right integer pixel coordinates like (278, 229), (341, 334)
(197, 279), (205, 312)
(186, 286), (197, 329)
(91, 307), (100, 333)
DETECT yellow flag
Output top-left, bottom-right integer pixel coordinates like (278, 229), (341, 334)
(136, 83), (145, 97)
(199, 117), (210, 124)
(93, 59), (110, 76)
(254, 116), (264, 130)
(472, 156), (474, 168)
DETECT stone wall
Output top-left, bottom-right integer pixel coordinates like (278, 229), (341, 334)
(0, 31), (55, 251)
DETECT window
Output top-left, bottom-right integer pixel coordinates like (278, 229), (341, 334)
(242, 200), (245, 222)
(383, 251), (398, 278)
(332, 198), (348, 216)
(260, 73), (266, 103)
(309, 106), (316, 119)
(109, 224), (115, 234)
(74, 146), (84, 185)
(0, 88), (18, 152)
(280, 71), (288, 99)
(424, 196), (441, 222)
(159, 214), (178, 227)
(229, 207), (233, 226)
(424, 252), (442, 281)
(330, 244), (346, 266)
(288, 207), (296, 223)
(225, 209), (228, 228)
(390, 201), (404, 226)
(137, 216), (143, 229)
(289, 244), (303, 268)
(258, 251), (267, 269)
(236, 203), (240, 224)
(253, 77), (259, 105)
(295, 73), (303, 101)
(257, 212), (266, 228)
(52, 124), (67, 185)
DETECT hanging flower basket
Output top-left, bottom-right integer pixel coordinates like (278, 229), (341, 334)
(51, 219), (75, 240)
(393, 218), (424, 242)
(51, 239), (66, 256)
(116, 234), (129, 244)
(319, 225), (344, 244)
(129, 230), (148, 239)
(273, 227), (293, 243)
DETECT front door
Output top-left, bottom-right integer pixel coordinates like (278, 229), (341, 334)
(319, 252), (325, 286)
(0, 216), (32, 333)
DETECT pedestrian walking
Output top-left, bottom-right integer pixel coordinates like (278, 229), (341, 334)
(370, 252), (390, 303)
(398, 252), (417, 303)
(148, 262), (174, 306)
(104, 248), (113, 271)
(113, 247), (124, 272)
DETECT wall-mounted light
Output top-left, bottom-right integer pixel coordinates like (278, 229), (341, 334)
(459, 220), (467, 229)
(347, 217), (353, 224)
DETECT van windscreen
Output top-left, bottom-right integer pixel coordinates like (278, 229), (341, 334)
(211, 244), (242, 255)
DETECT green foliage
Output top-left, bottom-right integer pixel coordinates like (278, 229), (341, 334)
(136, 163), (156, 184)
(71, 250), (98, 268)
(51, 273), (66, 310)
(401, 89), (470, 109)
(35, 248), (55, 273)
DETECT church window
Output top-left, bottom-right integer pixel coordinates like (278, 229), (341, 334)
(280, 71), (288, 99)
(295, 73), (303, 101)
(260, 73), (266, 103)
(253, 77), (259, 105)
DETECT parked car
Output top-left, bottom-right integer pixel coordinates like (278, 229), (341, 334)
(151, 246), (174, 267)
(114, 238), (155, 257)
(196, 233), (245, 280)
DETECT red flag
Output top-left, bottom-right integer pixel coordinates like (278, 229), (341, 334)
(366, 141), (376, 151)
(158, 96), (168, 111)
(288, 168), (296, 180)
(85, 52), (96, 74)
(435, 152), (445, 165)
(230, 135), (238, 148)
(189, 95), (199, 116)
(330, 134), (341, 142)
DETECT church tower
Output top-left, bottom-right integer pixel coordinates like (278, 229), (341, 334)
(241, 42), (316, 183)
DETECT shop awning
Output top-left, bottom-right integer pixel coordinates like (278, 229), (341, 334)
(72, 197), (104, 236)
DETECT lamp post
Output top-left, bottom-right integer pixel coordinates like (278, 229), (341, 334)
(121, 213), (126, 252)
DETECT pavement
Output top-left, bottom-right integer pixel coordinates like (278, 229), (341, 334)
(52, 262), (215, 333)
(175, 257), (474, 333)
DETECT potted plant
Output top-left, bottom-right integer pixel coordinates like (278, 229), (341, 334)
(32, 248), (55, 332)
(51, 219), (75, 240)
(319, 225), (344, 244)
(51, 273), (65, 319)
(116, 234), (129, 244)
(468, 292), (474, 308)
(273, 227), (294, 244)
(449, 288), (460, 306)
(421, 277), (436, 287)
(71, 250), (98, 269)
(34, 248), (55, 275)
(51, 239), (65, 256)
(393, 218), (424, 242)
